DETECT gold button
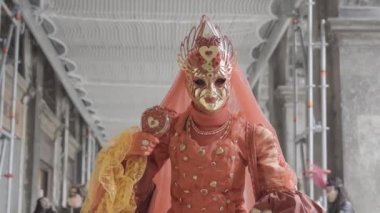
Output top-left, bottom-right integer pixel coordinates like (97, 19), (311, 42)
(201, 208), (207, 212)
(220, 206), (224, 211)
(192, 175), (198, 180)
(184, 190), (190, 193)
(187, 204), (191, 208)
(183, 156), (189, 161)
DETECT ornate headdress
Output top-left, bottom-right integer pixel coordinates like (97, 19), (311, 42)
(177, 15), (235, 81)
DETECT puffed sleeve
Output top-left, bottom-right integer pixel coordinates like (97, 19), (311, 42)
(247, 124), (324, 213)
(82, 107), (177, 213)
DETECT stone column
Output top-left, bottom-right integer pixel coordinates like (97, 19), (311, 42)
(29, 52), (44, 213)
(330, 6), (380, 212)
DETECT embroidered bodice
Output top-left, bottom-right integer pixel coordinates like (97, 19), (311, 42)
(168, 114), (248, 212)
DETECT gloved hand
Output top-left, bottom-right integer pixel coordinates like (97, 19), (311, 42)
(128, 131), (159, 156)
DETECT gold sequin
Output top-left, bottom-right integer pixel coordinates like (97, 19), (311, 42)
(211, 161), (217, 166)
(220, 206), (224, 211)
(209, 181), (217, 188)
(183, 156), (189, 161)
(187, 204), (192, 208)
(179, 143), (186, 151)
(198, 148), (206, 156)
(141, 140), (150, 146)
(201, 208), (207, 212)
(192, 175), (198, 180)
(216, 146), (225, 154)
(184, 190), (190, 194)
(226, 199), (231, 204)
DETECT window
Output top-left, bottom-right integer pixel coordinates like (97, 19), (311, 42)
(42, 63), (57, 112)
(39, 169), (49, 197)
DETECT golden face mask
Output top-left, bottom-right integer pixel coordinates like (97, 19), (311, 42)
(178, 16), (234, 113)
(191, 69), (229, 112)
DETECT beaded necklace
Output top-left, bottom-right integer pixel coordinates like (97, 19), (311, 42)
(186, 116), (231, 140)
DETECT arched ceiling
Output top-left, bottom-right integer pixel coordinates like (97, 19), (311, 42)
(37, 0), (276, 138)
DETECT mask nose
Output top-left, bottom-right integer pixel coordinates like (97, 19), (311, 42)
(208, 83), (218, 96)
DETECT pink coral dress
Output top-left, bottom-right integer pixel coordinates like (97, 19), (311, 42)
(134, 105), (323, 213)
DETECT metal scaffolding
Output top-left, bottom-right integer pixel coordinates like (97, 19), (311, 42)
(0, 1), (101, 212)
(291, 1), (329, 206)
(86, 129), (93, 183)
(0, 23), (14, 176)
(61, 101), (70, 208)
(320, 18), (329, 209)
(0, 3), (22, 213)
(306, 0), (315, 199)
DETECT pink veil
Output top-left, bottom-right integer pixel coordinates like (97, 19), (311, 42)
(147, 65), (275, 212)
(160, 66), (274, 131)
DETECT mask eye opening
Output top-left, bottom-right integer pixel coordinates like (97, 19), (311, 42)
(194, 79), (206, 87)
(215, 78), (226, 86)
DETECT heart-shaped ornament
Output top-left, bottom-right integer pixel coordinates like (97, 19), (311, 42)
(147, 116), (160, 128)
(199, 46), (218, 62)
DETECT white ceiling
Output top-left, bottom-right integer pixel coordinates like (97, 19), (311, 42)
(38, 0), (276, 138)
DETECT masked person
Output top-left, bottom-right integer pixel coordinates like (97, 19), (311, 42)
(82, 16), (323, 213)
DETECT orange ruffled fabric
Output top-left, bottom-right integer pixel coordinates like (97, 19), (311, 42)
(82, 128), (147, 213)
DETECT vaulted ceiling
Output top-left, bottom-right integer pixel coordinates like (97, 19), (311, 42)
(36, 0), (277, 138)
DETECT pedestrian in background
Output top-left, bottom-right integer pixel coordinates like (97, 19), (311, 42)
(326, 176), (355, 213)
(33, 197), (56, 213)
(66, 186), (83, 213)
